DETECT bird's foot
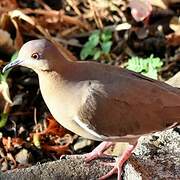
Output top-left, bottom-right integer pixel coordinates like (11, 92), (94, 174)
(99, 161), (121, 180)
(99, 143), (137, 180)
(83, 141), (114, 162)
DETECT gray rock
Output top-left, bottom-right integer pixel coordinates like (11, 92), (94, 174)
(1, 128), (180, 180)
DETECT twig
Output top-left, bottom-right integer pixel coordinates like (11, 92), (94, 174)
(67, 0), (82, 16)
(88, 0), (103, 29)
(22, 9), (90, 30)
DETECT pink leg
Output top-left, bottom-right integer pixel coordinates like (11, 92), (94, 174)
(99, 142), (137, 180)
(84, 141), (114, 162)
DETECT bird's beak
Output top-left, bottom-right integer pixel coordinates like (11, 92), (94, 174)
(2, 59), (23, 73)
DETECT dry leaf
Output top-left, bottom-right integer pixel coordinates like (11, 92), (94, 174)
(166, 72), (180, 88)
(166, 33), (180, 46)
(2, 137), (24, 151)
(11, 18), (23, 49)
(41, 134), (73, 154)
(9, 10), (35, 26)
(115, 22), (131, 31)
(151, 0), (168, 9)
(9, 10), (34, 48)
(0, 29), (14, 54)
(41, 143), (70, 154)
(169, 16), (180, 35)
(40, 117), (67, 137)
(0, 0), (17, 14)
(9, 9), (48, 36)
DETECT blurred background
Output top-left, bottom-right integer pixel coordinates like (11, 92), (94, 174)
(0, 0), (179, 172)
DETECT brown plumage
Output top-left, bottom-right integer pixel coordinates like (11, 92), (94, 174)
(3, 39), (180, 179)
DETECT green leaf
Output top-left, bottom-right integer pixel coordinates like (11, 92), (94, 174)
(11, 51), (19, 61)
(33, 133), (41, 149)
(93, 50), (101, 60)
(80, 30), (113, 60)
(126, 55), (163, 80)
(142, 66), (158, 80)
(88, 31), (100, 48)
(0, 113), (8, 128)
(101, 29), (112, 42)
(127, 57), (147, 72)
(1, 51), (19, 80)
(0, 52), (18, 104)
(80, 31), (100, 60)
(80, 46), (92, 60)
(101, 41), (112, 54)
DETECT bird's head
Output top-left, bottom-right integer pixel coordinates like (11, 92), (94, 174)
(2, 39), (62, 74)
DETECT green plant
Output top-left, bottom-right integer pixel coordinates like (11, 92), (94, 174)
(80, 29), (112, 60)
(126, 55), (163, 80)
(0, 113), (8, 128)
(0, 52), (18, 128)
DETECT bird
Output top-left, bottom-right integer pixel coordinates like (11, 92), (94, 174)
(3, 39), (180, 180)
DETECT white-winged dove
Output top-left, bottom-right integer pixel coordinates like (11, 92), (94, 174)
(3, 39), (180, 180)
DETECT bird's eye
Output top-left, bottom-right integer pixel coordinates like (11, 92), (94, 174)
(31, 53), (40, 60)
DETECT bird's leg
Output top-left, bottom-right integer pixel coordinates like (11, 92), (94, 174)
(84, 141), (114, 162)
(99, 142), (137, 180)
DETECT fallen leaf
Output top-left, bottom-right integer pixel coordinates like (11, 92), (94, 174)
(2, 137), (25, 151)
(9, 10), (35, 26)
(166, 33), (180, 46)
(41, 143), (70, 154)
(169, 16), (180, 35)
(40, 117), (67, 137)
(151, 0), (168, 9)
(0, 0), (17, 13)
(11, 18), (23, 49)
(0, 29), (14, 54)
(42, 134), (73, 154)
(115, 22), (131, 31)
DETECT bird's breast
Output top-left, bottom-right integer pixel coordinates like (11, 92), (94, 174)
(38, 74), (104, 141)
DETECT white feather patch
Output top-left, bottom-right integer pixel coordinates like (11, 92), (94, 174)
(74, 116), (106, 140)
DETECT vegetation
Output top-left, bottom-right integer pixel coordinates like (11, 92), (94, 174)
(127, 55), (163, 80)
(80, 29), (112, 60)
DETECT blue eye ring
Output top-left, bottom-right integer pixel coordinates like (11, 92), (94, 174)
(31, 53), (40, 60)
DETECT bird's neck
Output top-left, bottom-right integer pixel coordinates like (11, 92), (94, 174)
(37, 67), (85, 121)
(38, 70), (65, 88)
(52, 53), (73, 74)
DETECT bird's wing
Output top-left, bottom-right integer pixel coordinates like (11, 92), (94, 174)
(77, 68), (180, 140)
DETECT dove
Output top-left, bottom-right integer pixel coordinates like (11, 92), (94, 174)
(3, 39), (180, 180)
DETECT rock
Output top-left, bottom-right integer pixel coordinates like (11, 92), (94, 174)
(15, 149), (29, 164)
(1, 161), (8, 171)
(1, 128), (180, 180)
(73, 137), (94, 151)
